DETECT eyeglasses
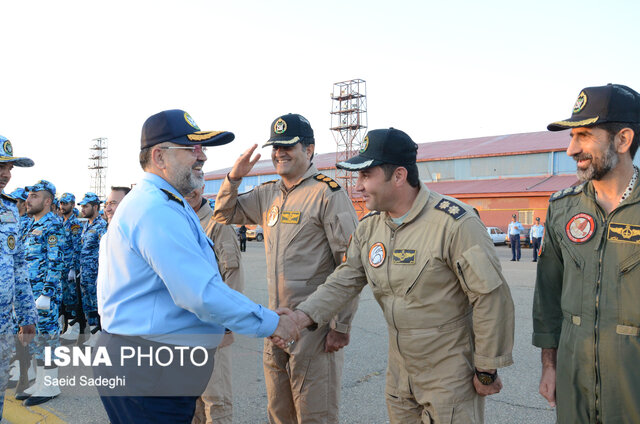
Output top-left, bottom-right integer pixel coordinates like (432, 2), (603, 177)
(158, 145), (207, 155)
(105, 201), (119, 207)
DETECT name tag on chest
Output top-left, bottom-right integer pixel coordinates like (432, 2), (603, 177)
(0, 211), (16, 223)
(281, 211), (301, 224)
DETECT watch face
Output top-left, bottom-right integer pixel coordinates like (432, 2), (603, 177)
(478, 374), (494, 385)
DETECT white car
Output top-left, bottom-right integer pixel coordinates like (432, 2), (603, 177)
(487, 227), (506, 245)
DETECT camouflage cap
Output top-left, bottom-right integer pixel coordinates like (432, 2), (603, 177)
(9, 187), (28, 201)
(26, 180), (56, 196)
(0, 135), (34, 167)
(78, 192), (102, 205)
(59, 193), (76, 203)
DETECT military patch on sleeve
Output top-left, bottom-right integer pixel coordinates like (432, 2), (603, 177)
(7, 235), (16, 250)
(392, 249), (416, 264)
(160, 189), (184, 206)
(71, 224), (82, 234)
(550, 183), (586, 202)
(435, 198), (467, 220)
(281, 211), (301, 224)
(608, 222), (640, 244)
(48, 235), (58, 246)
(314, 174), (341, 192)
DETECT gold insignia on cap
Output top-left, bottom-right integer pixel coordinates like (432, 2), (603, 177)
(7, 235), (16, 250)
(573, 91), (587, 113)
(3, 140), (13, 156)
(359, 136), (369, 153)
(184, 113), (200, 130)
(187, 131), (225, 141)
(274, 118), (287, 134)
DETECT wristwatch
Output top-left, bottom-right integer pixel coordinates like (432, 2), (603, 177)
(475, 369), (498, 385)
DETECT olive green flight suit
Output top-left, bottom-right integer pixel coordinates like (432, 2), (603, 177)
(192, 200), (244, 424)
(298, 184), (515, 424)
(533, 179), (640, 423)
(213, 164), (359, 424)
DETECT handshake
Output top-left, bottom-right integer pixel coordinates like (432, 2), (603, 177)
(268, 308), (314, 350)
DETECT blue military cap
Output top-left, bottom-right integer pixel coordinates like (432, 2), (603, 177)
(141, 109), (235, 149)
(59, 192), (76, 203)
(78, 192), (102, 205)
(9, 187), (28, 201)
(26, 180), (56, 196)
(0, 135), (34, 167)
(53, 197), (60, 207)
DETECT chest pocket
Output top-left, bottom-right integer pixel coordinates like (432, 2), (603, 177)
(558, 236), (585, 316)
(618, 250), (640, 327)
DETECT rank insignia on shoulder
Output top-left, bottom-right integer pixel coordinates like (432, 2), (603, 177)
(160, 189), (184, 206)
(314, 174), (341, 192)
(435, 198), (466, 220)
(550, 183), (585, 202)
(261, 179), (279, 186)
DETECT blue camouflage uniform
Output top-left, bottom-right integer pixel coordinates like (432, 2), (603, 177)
(59, 193), (82, 315)
(23, 180), (66, 359)
(9, 187), (32, 241)
(78, 193), (107, 326)
(0, 137), (37, 417)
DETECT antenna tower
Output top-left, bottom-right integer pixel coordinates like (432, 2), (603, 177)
(88, 137), (108, 199)
(330, 79), (367, 215)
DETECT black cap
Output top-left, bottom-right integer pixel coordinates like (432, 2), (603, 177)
(548, 84), (640, 131)
(536, 217), (540, 221)
(336, 128), (418, 171)
(141, 109), (235, 149)
(263, 114), (314, 147)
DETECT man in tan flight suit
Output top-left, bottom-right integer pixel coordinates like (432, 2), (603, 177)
(213, 113), (359, 424)
(186, 185), (244, 424)
(278, 128), (515, 424)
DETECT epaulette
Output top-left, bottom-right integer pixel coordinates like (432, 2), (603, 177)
(314, 174), (341, 192)
(435, 198), (467, 220)
(549, 182), (586, 202)
(160, 189), (184, 206)
(1, 193), (17, 203)
(360, 211), (380, 222)
(260, 179), (279, 186)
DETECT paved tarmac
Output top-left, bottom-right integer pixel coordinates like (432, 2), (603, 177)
(3, 242), (557, 423)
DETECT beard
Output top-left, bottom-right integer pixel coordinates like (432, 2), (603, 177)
(574, 136), (619, 182)
(170, 161), (205, 196)
(26, 202), (44, 216)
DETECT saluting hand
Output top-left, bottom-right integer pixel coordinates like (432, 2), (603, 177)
(229, 144), (261, 180)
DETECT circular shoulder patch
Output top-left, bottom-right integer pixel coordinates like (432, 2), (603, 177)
(566, 213), (596, 243)
(267, 205), (279, 227)
(47, 234), (58, 246)
(369, 242), (386, 268)
(7, 235), (16, 250)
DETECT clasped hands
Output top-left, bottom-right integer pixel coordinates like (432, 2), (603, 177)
(268, 308), (313, 350)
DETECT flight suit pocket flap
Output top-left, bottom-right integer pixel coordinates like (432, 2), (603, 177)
(458, 245), (503, 294)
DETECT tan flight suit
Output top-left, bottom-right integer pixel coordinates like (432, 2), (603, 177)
(192, 200), (244, 424)
(214, 164), (359, 424)
(298, 184), (515, 424)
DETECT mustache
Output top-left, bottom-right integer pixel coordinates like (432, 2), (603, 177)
(192, 161), (204, 169)
(573, 153), (592, 162)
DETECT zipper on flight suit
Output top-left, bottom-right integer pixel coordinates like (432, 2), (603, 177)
(387, 227), (401, 355)
(273, 189), (290, 308)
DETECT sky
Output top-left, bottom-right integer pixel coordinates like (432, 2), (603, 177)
(2, 0), (639, 197)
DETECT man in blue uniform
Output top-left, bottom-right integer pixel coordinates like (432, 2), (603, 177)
(95, 109), (299, 423)
(18, 179), (66, 406)
(59, 192), (84, 342)
(507, 214), (524, 261)
(529, 217), (544, 262)
(0, 136), (37, 417)
(78, 192), (107, 343)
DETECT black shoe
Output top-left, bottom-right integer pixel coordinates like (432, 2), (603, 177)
(15, 392), (32, 400)
(510, 259), (516, 261)
(517, 259), (520, 261)
(23, 395), (58, 406)
(533, 259), (537, 262)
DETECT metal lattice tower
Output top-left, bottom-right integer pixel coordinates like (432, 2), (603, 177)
(330, 79), (367, 213)
(88, 137), (108, 199)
